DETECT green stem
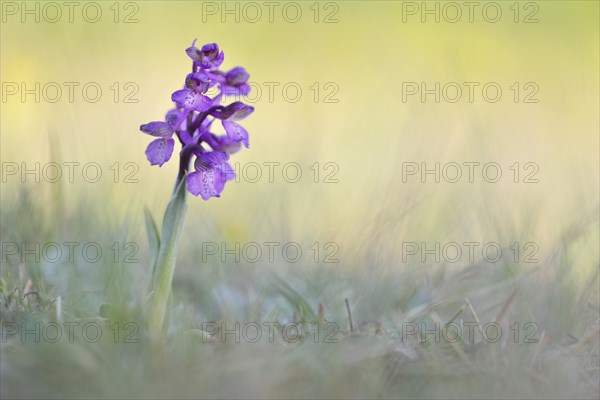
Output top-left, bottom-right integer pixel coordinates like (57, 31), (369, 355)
(148, 178), (188, 336)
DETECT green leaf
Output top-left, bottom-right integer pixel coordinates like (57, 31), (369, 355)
(269, 275), (318, 323)
(445, 305), (465, 327)
(148, 177), (188, 335)
(144, 207), (161, 290)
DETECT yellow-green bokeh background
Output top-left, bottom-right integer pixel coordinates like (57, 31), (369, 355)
(1, 1), (598, 272)
(1, 4), (599, 397)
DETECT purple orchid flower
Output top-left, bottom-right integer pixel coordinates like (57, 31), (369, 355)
(171, 72), (214, 112)
(211, 67), (251, 96)
(139, 109), (187, 166)
(186, 151), (235, 200)
(186, 39), (224, 69)
(139, 39), (253, 200)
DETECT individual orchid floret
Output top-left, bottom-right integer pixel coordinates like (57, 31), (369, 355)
(196, 119), (243, 155)
(140, 121), (173, 138)
(215, 102), (255, 121)
(210, 134), (243, 155)
(220, 67), (251, 96)
(186, 151), (235, 200)
(165, 109), (182, 128)
(186, 72), (214, 93)
(186, 40), (224, 69)
(171, 74), (213, 112)
(140, 121), (175, 166)
(222, 121), (249, 148)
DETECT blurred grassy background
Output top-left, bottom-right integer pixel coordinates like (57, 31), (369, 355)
(1, 1), (599, 398)
(1, 1), (598, 222)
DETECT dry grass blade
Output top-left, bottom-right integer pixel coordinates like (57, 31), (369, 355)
(345, 298), (354, 332)
(528, 330), (547, 371)
(494, 286), (520, 325)
(429, 312), (474, 373)
(465, 297), (485, 338)
(569, 325), (600, 354)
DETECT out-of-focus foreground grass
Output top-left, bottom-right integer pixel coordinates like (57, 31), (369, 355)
(0, 182), (599, 399)
(1, 1), (599, 398)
